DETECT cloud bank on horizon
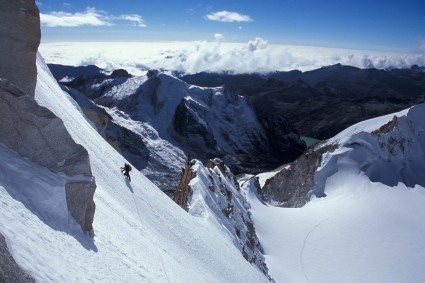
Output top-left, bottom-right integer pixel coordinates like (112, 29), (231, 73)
(39, 39), (425, 76)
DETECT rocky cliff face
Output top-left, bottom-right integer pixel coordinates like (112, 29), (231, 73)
(0, 0), (40, 95)
(0, 0), (96, 233)
(173, 158), (273, 280)
(261, 143), (336, 207)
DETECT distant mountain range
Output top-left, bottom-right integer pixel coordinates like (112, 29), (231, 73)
(181, 64), (425, 139)
(48, 63), (425, 192)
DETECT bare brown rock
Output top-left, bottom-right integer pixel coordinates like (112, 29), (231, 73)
(173, 156), (196, 210)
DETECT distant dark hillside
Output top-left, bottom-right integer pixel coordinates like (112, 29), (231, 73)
(48, 64), (104, 81)
(180, 65), (425, 139)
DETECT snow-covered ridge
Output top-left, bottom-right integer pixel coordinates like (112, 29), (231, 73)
(184, 159), (272, 279)
(312, 104), (425, 197)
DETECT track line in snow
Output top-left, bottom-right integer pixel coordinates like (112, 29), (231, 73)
(300, 218), (330, 283)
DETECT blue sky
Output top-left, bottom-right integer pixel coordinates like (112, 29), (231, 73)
(37, 0), (425, 52)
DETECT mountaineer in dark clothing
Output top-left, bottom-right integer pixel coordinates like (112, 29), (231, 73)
(121, 163), (132, 181)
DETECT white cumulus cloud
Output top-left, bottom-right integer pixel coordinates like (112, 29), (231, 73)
(119, 14), (146, 28)
(206, 11), (253, 23)
(40, 7), (112, 27)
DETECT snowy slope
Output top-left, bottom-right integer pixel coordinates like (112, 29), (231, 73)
(243, 104), (425, 282)
(0, 54), (268, 282)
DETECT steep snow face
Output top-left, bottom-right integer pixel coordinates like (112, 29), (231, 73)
(243, 104), (425, 282)
(187, 159), (271, 279)
(0, 54), (269, 282)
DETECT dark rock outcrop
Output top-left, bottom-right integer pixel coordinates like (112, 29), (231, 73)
(173, 156), (196, 210)
(65, 182), (96, 232)
(261, 143), (336, 207)
(0, 233), (35, 283)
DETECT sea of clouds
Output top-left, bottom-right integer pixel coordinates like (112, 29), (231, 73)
(39, 38), (425, 75)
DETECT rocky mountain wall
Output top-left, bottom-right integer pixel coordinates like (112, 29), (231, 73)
(0, 0), (96, 233)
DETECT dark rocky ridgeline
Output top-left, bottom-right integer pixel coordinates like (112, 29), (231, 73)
(61, 68), (132, 101)
(180, 65), (425, 140)
(47, 64), (105, 82)
(0, 1), (96, 233)
(173, 157), (274, 281)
